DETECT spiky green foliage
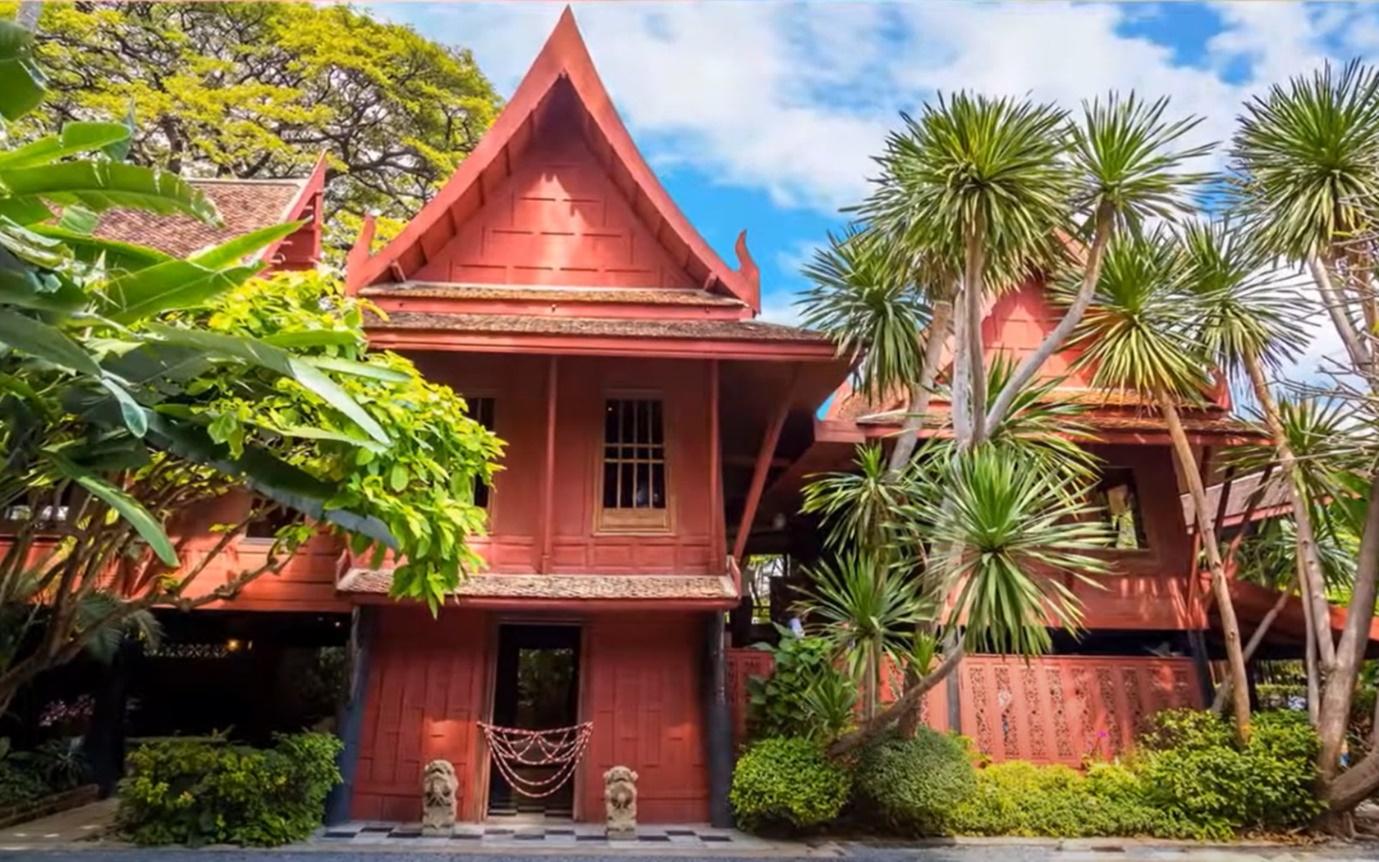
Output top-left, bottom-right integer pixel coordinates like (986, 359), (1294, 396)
(1064, 229), (1210, 400)
(904, 445), (1111, 655)
(799, 229), (931, 402)
(860, 92), (1073, 289)
(1231, 60), (1379, 260)
(795, 552), (932, 712)
(1070, 93), (1212, 230)
(801, 443), (913, 553)
(1181, 219), (1312, 376)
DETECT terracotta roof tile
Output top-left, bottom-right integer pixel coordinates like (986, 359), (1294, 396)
(362, 282), (745, 307)
(365, 310), (829, 343)
(338, 568), (737, 600)
(94, 177), (306, 258)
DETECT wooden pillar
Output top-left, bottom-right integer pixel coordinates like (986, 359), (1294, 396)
(708, 360), (724, 564)
(946, 655), (962, 733)
(703, 611), (733, 828)
(326, 606), (377, 825)
(732, 366), (798, 563)
(540, 356), (559, 573)
(82, 637), (135, 797)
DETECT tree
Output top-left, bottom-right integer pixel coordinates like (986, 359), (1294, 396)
(1, 1), (502, 251)
(1066, 228), (1254, 737)
(1231, 58), (1379, 817)
(0, 20), (500, 715)
(799, 91), (1210, 750)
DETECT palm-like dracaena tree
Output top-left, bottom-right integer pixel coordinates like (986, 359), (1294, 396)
(1067, 228), (1255, 738)
(795, 552), (931, 721)
(1231, 59), (1379, 801)
(1181, 220), (1334, 698)
(860, 92), (1072, 446)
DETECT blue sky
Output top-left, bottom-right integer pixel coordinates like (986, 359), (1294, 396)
(372, 1), (1379, 366)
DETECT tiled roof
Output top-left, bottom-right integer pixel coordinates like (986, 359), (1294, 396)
(361, 283), (746, 307)
(94, 177), (307, 258)
(1183, 471), (1291, 525)
(337, 568), (737, 600)
(365, 310), (829, 343)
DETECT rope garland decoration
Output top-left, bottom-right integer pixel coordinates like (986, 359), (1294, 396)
(479, 721), (593, 799)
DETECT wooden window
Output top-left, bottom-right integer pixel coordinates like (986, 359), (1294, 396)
(1097, 467), (1149, 550)
(598, 398), (668, 531)
(467, 396), (496, 509)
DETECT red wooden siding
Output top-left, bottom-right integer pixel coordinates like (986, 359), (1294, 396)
(352, 608), (491, 822)
(726, 650), (1202, 766)
(580, 615), (709, 822)
(412, 112), (697, 290)
(411, 352), (722, 577)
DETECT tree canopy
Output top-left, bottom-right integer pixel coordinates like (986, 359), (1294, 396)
(1, 1), (502, 252)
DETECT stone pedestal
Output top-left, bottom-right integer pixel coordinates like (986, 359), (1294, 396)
(603, 765), (638, 840)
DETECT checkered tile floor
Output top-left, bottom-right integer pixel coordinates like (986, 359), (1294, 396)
(320, 820), (760, 849)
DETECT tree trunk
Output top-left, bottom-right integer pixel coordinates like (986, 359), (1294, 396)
(887, 297), (953, 474)
(1211, 584), (1289, 715)
(1243, 352), (1337, 671)
(1318, 474), (1379, 786)
(963, 220), (987, 444)
(828, 642), (966, 757)
(1160, 395), (1252, 738)
(984, 201), (1115, 432)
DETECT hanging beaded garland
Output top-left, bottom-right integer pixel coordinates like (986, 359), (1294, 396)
(479, 721), (594, 799)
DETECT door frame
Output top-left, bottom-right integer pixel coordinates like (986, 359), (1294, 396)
(478, 616), (589, 821)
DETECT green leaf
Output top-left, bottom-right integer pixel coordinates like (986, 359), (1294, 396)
(268, 424), (387, 453)
(0, 308), (102, 375)
(390, 464), (408, 492)
(288, 357), (391, 446)
(48, 454), (179, 566)
(0, 21), (45, 122)
(99, 376), (148, 437)
(260, 330), (360, 350)
(0, 162), (219, 222)
(32, 227), (171, 271)
(301, 355), (408, 382)
(0, 122), (132, 170)
(102, 260), (261, 323)
(187, 220), (301, 268)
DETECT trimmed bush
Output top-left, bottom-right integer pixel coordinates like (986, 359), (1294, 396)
(853, 729), (976, 835)
(1137, 709), (1323, 839)
(730, 737), (850, 834)
(117, 733), (341, 846)
(949, 761), (1165, 837)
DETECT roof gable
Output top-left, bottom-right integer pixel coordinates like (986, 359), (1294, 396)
(346, 8), (760, 309)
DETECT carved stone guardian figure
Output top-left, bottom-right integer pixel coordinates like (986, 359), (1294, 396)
(421, 759), (458, 834)
(603, 764), (638, 839)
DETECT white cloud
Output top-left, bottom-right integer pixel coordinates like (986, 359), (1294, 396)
(386, 2), (1377, 216)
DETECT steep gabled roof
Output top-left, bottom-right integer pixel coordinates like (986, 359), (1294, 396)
(346, 7), (760, 309)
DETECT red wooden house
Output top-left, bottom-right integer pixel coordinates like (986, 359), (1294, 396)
(32, 7), (1379, 829)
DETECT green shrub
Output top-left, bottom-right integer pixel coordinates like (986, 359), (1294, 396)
(746, 632), (855, 744)
(853, 729), (976, 835)
(1137, 709), (1323, 840)
(949, 761), (1164, 837)
(117, 733), (341, 846)
(730, 737), (850, 834)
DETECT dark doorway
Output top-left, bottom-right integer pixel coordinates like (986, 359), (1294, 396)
(486, 624), (581, 820)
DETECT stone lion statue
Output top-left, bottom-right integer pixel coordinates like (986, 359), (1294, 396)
(603, 764), (638, 839)
(421, 759), (458, 833)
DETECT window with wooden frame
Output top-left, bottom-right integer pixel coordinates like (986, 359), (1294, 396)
(598, 397), (669, 531)
(466, 396), (496, 509)
(1096, 467), (1149, 550)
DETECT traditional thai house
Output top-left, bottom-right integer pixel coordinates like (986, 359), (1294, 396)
(23, 7), (1378, 830)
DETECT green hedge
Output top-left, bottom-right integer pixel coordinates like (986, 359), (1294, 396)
(729, 737), (851, 834)
(117, 733), (341, 846)
(949, 709), (1322, 841)
(853, 729), (976, 835)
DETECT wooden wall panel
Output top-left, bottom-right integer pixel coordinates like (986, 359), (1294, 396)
(352, 608), (491, 822)
(580, 615), (708, 823)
